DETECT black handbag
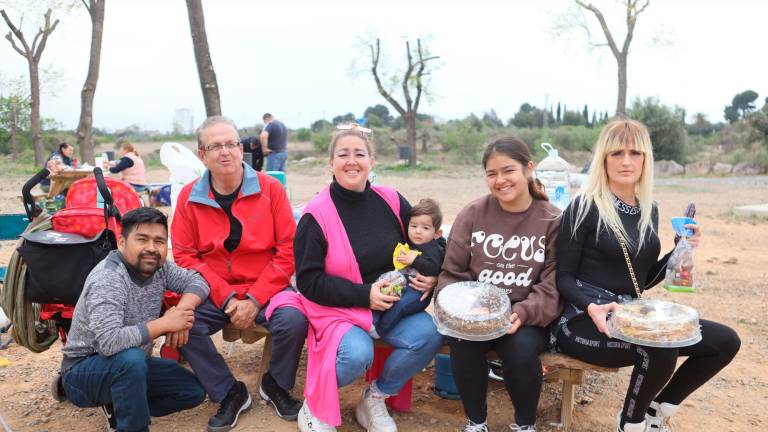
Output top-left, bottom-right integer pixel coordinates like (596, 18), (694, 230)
(17, 229), (116, 304)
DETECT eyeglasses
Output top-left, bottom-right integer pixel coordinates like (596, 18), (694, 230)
(334, 123), (372, 134)
(202, 142), (240, 152)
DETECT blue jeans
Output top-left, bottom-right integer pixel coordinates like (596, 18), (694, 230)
(373, 285), (432, 336)
(62, 348), (205, 432)
(266, 150), (287, 172)
(335, 311), (443, 395)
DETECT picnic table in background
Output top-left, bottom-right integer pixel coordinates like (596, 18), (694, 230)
(47, 169), (94, 198)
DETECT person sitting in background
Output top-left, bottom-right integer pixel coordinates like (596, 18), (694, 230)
(104, 142), (148, 193)
(41, 142), (75, 193)
(240, 135), (264, 171)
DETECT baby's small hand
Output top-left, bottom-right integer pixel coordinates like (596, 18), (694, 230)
(397, 250), (418, 265)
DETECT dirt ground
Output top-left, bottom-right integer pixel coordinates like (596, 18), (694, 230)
(1, 150), (766, 432)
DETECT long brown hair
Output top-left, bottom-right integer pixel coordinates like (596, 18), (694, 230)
(482, 136), (548, 201)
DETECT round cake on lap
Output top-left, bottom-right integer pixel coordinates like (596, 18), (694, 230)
(434, 281), (511, 341)
(607, 299), (702, 348)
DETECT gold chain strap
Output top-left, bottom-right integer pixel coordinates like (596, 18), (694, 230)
(610, 219), (643, 299)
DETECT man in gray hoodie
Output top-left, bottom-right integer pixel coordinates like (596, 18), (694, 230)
(60, 207), (209, 432)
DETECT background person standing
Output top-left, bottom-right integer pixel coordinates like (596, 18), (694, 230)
(260, 113), (288, 172)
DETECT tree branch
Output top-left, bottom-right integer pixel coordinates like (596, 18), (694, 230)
(33, 9), (59, 64)
(413, 39), (440, 114)
(575, 0), (621, 59)
(1, 9), (32, 56)
(401, 40), (416, 113)
(81, 0), (91, 14)
(621, 0), (648, 55)
(370, 38), (406, 116)
(4, 31), (25, 56)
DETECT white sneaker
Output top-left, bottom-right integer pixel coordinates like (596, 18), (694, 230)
(509, 424), (536, 431)
(463, 419), (489, 432)
(616, 410), (648, 432)
(646, 401), (677, 432)
(355, 385), (398, 432)
(298, 400), (337, 432)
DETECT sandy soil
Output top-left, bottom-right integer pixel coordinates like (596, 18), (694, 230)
(0, 155), (766, 432)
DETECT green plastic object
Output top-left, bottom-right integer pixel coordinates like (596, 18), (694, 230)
(664, 284), (696, 293)
(266, 171), (286, 187)
(0, 214), (30, 240)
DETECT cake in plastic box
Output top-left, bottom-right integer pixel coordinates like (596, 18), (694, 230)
(607, 299), (701, 348)
(434, 281), (511, 341)
(376, 270), (406, 297)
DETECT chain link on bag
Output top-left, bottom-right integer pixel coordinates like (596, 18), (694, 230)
(610, 219), (643, 299)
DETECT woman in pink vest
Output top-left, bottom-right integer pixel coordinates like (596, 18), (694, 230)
(279, 124), (443, 432)
(104, 142), (148, 193)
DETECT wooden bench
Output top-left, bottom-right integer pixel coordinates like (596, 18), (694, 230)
(224, 325), (618, 431)
(221, 324), (272, 392)
(436, 345), (618, 430)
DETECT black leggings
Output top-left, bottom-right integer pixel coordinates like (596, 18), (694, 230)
(557, 317), (740, 424)
(448, 326), (548, 426)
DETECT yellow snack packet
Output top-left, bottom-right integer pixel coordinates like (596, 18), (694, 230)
(393, 242), (421, 270)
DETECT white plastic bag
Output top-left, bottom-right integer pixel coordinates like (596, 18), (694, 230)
(160, 142), (205, 185)
(160, 142), (206, 214)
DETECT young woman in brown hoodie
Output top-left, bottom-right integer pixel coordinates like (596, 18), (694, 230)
(437, 137), (563, 432)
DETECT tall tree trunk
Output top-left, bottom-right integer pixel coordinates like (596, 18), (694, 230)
(9, 104), (19, 159)
(186, 0), (221, 117)
(405, 113), (417, 168)
(616, 57), (627, 117)
(76, 0), (105, 165)
(28, 62), (44, 166)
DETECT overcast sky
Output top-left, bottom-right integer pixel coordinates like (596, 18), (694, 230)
(0, 0), (766, 132)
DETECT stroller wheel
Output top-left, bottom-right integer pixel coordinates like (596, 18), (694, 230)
(51, 373), (67, 402)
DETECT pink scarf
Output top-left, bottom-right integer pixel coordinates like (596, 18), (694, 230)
(266, 184), (402, 426)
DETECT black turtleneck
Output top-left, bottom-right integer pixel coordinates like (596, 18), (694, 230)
(556, 196), (673, 310)
(294, 181), (411, 308)
(210, 175), (243, 254)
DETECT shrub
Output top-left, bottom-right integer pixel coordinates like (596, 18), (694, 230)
(629, 98), (687, 163)
(442, 123), (487, 164)
(312, 130), (332, 154)
(296, 128), (311, 142)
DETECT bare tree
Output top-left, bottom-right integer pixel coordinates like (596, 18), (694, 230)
(574, 0), (650, 117)
(74, 0), (105, 164)
(1, 8), (60, 165)
(185, 0), (221, 117)
(369, 38), (438, 167)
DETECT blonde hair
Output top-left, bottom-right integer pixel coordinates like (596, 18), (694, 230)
(570, 119), (655, 250)
(327, 127), (374, 160)
(121, 142), (137, 156)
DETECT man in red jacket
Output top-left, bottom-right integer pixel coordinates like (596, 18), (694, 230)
(172, 116), (307, 432)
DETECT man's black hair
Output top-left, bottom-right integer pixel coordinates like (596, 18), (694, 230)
(121, 207), (168, 238)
